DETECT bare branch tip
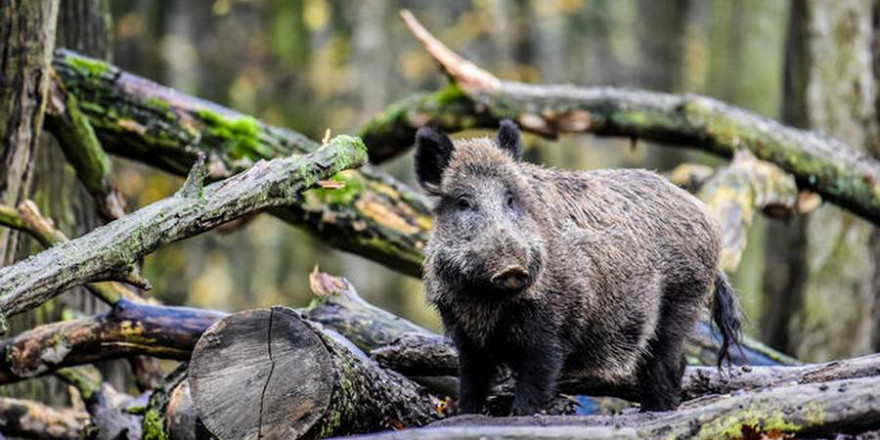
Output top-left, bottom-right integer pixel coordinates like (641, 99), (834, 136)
(398, 8), (500, 93)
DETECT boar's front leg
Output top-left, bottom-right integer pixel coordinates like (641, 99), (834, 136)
(510, 334), (563, 416)
(456, 335), (495, 414)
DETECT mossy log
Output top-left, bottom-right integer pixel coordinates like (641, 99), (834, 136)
(188, 307), (443, 440)
(0, 300), (224, 385)
(0, 397), (87, 440)
(44, 72), (125, 221)
(361, 11), (880, 225)
(337, 376), (880, 440)
(52, 49), (432, 277)
(0, 136), (367, 318)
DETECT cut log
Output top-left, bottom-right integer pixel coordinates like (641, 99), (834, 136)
(0, 397), (86, 440)
(189, 307), (443, 440)
(52, 50), (432, 277)
(361, 11), (880, 226)
(338, 376), (880, 440)
(0, 135), (367, 318)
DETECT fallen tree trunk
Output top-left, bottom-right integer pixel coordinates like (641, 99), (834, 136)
(188, 307), (443, 440)
(53, 49), (432, 277)
(361, 11), (880, 226)
(0, 136), (367, 318)
(339, 376), (880, 440)
(0, 397), (87, 440)
(0, 300), (223, 384)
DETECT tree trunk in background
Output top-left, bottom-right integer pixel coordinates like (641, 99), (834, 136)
(762, 0), (879, 361)
(4, 0), (125, 403)
(0, 0), (60, 266)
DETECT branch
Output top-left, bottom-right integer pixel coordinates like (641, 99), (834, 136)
(0, 200), (145, 305)
(53, 49), (431, 277)
(366, 10), (880, 226)
(0, 136), (367, 318)
(0, 397), (87, 440)
(340, 376), (880, 439)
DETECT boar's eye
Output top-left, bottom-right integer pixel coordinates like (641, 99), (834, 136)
(506, 194), (515, 209)
(455, 196), (473, 211)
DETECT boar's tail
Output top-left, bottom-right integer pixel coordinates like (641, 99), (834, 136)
(712, 271), (743, 367)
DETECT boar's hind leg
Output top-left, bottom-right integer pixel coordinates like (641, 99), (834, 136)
(637, 298), (701, 412)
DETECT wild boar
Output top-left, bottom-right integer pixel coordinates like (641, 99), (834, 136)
(415, 120), (741, 415)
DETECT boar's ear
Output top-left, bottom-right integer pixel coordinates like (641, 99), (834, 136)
(496, 119), (523, 160)
(415, 126), (455, 194)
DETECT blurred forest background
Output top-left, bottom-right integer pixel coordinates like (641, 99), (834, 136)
(11, 0), (880, 405)
(110, 0), (786, 327)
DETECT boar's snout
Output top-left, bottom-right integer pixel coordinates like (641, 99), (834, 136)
(490, 265), (530, 292)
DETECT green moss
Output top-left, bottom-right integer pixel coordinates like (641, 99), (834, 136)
(306, 170), (365, 206)
(694, 403), (824, 439)
(145, 97), (171, 112)
(194, 109), (265, 160)
(141, 407), (170, 440)
(66, 54), (110, 76)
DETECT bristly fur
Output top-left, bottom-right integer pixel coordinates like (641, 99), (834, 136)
(416, 120), (743, 415)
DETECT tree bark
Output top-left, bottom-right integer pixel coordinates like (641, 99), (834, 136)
(51, 50), (431, 277)
(189, 307), (442, 440)
(0, 136), (367, 318)
(0, 396), (87, 440)
(0, 0), (60, 265)
(761, 0), (880, 362)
